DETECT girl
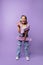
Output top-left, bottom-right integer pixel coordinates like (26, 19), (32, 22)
(16, 15), (30, 61)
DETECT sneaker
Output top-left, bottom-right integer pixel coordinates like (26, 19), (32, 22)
(16, 56), (19, 60)
(25, 56), (30, 61)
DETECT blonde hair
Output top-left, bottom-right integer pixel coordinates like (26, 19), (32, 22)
(20, 15), (27, 24)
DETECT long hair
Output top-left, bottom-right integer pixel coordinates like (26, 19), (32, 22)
(20, 15), (27, 24)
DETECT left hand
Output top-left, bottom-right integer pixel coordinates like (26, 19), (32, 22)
(23, 37), (26, 41)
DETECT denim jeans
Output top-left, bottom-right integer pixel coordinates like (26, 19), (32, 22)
(16, 40), (29, 57)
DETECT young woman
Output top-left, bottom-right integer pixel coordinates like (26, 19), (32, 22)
(16, 15), (30, 61)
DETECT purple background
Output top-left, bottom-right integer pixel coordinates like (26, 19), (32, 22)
(0, 0), (43, 65)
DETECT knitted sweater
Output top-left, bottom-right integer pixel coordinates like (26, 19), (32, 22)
(17, 22), (30, 37)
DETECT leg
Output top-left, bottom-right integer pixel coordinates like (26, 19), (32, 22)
(16, 41), (22, 59)
(24, 41), (30, 60)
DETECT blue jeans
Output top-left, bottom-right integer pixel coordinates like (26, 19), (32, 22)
(16, 40), (29, 57)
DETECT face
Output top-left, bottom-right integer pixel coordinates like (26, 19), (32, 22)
(21, 16), (26, 24)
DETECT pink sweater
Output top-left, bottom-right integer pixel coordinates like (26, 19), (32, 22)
(17, 22), (30, 34)
(17, 22), (30, 41)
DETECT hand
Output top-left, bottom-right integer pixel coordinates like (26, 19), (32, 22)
(29, 38), (32, 41)
(23, 37), (26, 41)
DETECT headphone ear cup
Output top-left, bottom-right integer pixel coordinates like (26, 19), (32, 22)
(20, 19), (22, 22)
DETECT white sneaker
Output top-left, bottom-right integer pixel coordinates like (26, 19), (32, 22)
(25, 56), (30, 61)
(16, 56), (19, 60)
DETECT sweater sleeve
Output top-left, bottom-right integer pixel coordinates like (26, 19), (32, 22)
(17, 22), (21, 28)
(24, 23), (30, 31)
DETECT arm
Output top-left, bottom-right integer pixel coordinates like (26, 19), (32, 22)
(24, 25), (30, 41)
(17, 26), (20, 33)
(17, 22), (21, 33)
(24, 30), (28, 41)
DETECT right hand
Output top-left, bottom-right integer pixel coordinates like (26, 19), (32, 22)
(18, 27), (21, 33)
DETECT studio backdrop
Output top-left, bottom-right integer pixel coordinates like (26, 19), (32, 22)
(0, 0), (43, 65)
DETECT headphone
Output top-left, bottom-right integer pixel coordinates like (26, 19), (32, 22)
(20, 17), (27, 24)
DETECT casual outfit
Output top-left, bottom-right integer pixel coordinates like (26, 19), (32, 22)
(16, 22), (30, 60)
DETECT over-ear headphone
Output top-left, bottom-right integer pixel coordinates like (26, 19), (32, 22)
(20, 18), (22, 22)
(20, 15), (27, 23)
